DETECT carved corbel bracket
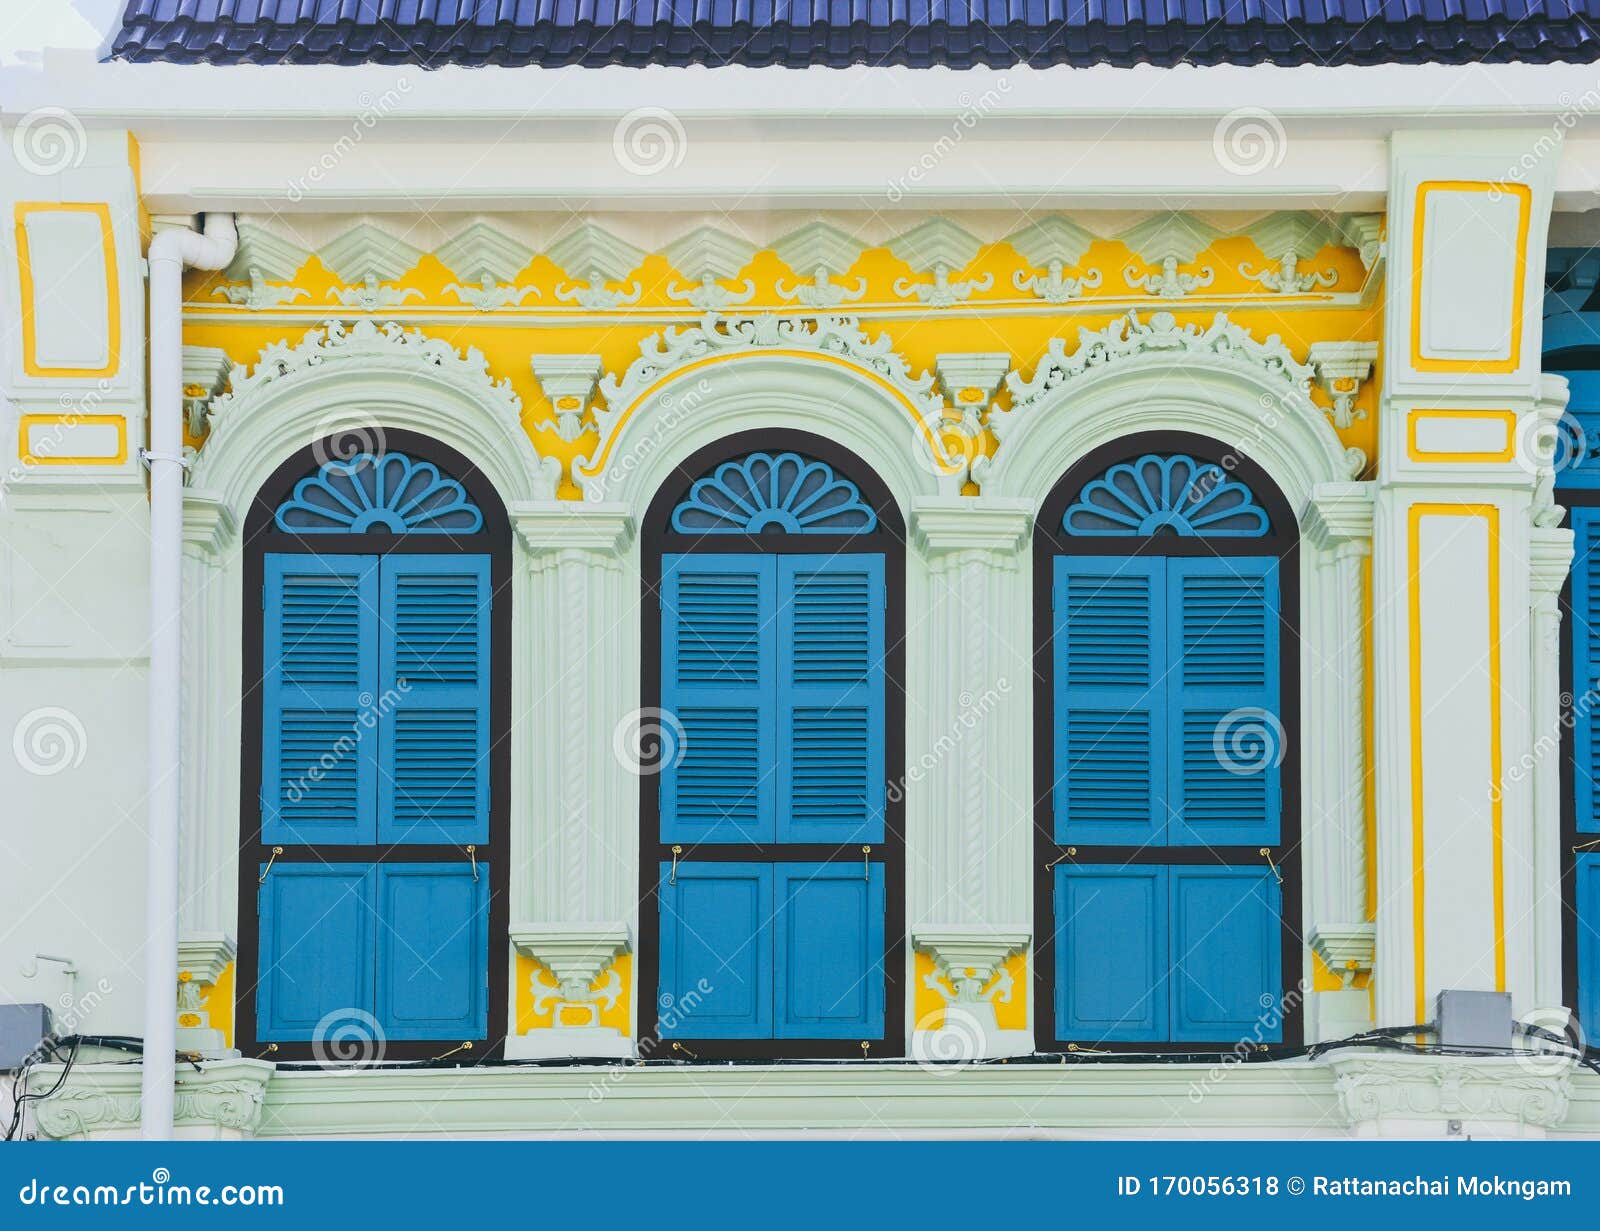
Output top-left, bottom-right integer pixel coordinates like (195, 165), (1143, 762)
(174, 932), (237, 1055)
(511, 503), (634, 560)
(1302, 482), (1375, 558)
(507, 924), (632, 1059)
(914, 927), (1030, 1001)
(1308, 341), (1379, 430)
(909, 498), (1032, 565)
(1310, 923), (1376, 989)
(181, 346), (232, 439)
(529, 354), (605, 442)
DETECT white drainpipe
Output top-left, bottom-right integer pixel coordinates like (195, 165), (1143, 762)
(141, 213), (237, 1141)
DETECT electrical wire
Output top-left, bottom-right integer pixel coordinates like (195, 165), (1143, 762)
(5, 1036), (79, 1142)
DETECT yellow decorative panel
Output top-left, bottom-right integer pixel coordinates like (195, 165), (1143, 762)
(18, 413), (127, 465)
(1405, 408), (1517, 464)
(913, 950), (1027, 1032)
(15, 202), (121, 379)
(1409, 181), (1529, 374)
(515, 952), (632, 1035)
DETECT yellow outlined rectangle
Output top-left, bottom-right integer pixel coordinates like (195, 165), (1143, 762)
(1409, 181), (1530, 375)
(1405, 409), (1517, 464)
(14, 202), (121, 379)
(18, 414), (128, 465)
(1406, 503), (1505, 1025)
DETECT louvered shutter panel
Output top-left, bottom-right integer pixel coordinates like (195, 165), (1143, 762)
(1052, 864), (1168, 1042)
(660, 555), (777, 843)
(261, 555), (379, 845)
(775, 555), (886, 843)
(1576, 854), (1600, 1030)
(1167, 557), (1282, 847)
(257, 862), (376, 1040)
(1053, 556), (1166, 844)
(657, 861), (774, 1038)
(1572, 509), (1600, 834)
(1559, 371), (1600, 489)
(1170, 865), (1282, 1042)
(377, 555), (491, 844)
(774, 862), (885, 1038)
(374, 863), (489, 1040)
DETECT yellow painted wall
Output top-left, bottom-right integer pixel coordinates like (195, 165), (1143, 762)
(199, 962), (235, 1050)
(180, 231), (1383, 493)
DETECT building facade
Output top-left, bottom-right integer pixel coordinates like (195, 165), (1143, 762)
(3, 1), (1600, 1139)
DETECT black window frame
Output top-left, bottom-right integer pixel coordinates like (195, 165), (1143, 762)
(1031, 430), (1306, 1054)
(636, 428), (907, 1060)
(236, 429), (512, 1063)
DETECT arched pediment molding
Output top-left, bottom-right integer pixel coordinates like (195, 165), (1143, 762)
(977, 311), (1361, 518)
(574, 313), (962, 514)
(188, 319), (560, 522)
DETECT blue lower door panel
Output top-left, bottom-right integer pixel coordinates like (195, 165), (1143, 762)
(657, 862), (774, 1038)
(1053, 864), (1168, 1042)
(774, 862), (885, 1039)
(257, 862), (376, 1041)
(1169, 865), (1282, 1043)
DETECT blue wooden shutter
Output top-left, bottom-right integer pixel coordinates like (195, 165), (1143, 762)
(1052, 864), (1168, 1041)
(657, 862), (774, 1038)
(374, 863), (489, 1040)
(774, 862), (885, 1038)
(376, 555), (491, 844)
(1572, 509), (1600, 834)
(660, 555), (777, 843)
(1167, 557), (1282, 847)
(1053, 557), (1166, 844)
(257, 862), (376, 1040)
(1576, 854), (1600, 1029)
(1556, 370), (1600, 489)
(1170, 865), (1282, 1042)
(261, 555), (380, 845)
(775, 555), (886, 844)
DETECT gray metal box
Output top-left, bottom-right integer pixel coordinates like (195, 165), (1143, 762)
(1436, 989), (1513, 1050)
(0, 1003), (53, 1069)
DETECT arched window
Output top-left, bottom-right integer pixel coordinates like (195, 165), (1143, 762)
(237, 432), (509, 1061)
(639, 435), (905, 1059)
(1548, 248), (1600, 1028)
(1034, 434), (1302, 1051)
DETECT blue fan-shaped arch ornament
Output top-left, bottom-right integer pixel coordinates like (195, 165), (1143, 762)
(670, 450), (878, 534)
(275, 450), (483, 534)
(1062, 452), (1269, 538)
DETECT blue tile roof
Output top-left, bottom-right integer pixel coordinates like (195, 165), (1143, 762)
(110, 0), (1600, 68)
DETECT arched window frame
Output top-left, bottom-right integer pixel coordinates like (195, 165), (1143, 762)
(1550, 330), (1600, 1026)
(637, 429), (907, 1060)
(235, 429), (512, 1062)
(1032, 430), (1304, 1053)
